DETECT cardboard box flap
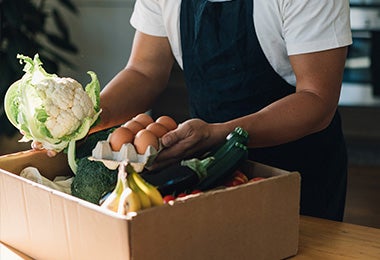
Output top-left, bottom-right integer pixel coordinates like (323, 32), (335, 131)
(241, 160), (294, 179)
(0, 150), (71, 180)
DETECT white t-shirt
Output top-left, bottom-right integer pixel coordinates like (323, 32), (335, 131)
(130, 0), (352, 86)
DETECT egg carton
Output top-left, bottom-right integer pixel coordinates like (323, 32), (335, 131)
(89, 134), (162, 172)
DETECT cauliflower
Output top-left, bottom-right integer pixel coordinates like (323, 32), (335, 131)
(4, 54), (101, 173)
(35, 77), (96, 139)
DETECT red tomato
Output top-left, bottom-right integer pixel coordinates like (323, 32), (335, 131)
(234, 171), (249, 183)
(225, 178), (245, 187)
(176, 192), (188, 198)
(249, 177), (266, 182)
(163, 195), (176, 203)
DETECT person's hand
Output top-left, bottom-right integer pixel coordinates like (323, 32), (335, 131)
(29, 122), (104, 158)
(18, 128), (58, 157)
(152, 118), (225, 170)
(31, 140), (57, 157)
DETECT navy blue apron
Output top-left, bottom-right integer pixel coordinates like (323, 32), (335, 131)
(180, 0), (347, 221)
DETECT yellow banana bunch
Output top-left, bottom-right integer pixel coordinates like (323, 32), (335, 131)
(125, 164), (164, 208)
(127, 172), (152, 209)
(100, 163), (141, 214)
(101, 163), (164, 216)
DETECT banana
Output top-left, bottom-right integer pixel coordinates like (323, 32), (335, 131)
(126, 164), (164, 207)
(101, 163), (141, 215)
(127, 173), (152, 209)
(117, 187), (141, 215)
(100, 170), (125, 212)
(100, 191), (120, 213)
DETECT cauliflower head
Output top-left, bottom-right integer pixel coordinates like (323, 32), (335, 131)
(4, 54), (101, 154)
(37, 76), (96, 139)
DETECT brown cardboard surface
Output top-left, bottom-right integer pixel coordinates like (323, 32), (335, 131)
(1, 242), (34, 260)
(0, 151), (131, 259)
(130, 171), (300, 260)
(0, 150), (300, 260)
(0, 150), (71, 179)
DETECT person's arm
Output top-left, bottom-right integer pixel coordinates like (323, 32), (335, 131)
(155, 47), (348, 166)
(91, 31), (175, 133)
(227, 46), (348, 147)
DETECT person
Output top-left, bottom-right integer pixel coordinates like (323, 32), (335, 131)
(44, 0), (353, 221)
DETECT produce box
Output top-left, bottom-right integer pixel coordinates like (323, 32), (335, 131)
(0, 150), (300, 260)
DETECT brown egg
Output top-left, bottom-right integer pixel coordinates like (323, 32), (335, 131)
(156, 115), (178, 131)
(146, 122), (169, 138)
(122, 120), (144, 134)
(133, 113), (154, 127)
(109, 127), (135, 151)
(133, 129), (159, 154)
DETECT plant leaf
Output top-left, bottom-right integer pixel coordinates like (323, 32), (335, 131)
(56, 0), (79, 14)
(52, 8), (69, 39)
(44, 31), (78, 53)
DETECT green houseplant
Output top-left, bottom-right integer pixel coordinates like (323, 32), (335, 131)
(0, 0), (78, 137)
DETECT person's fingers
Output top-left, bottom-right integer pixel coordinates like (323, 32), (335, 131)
(31, 141), (43, 150)
(161, 131), (178, 147)
(31, 141), (57, 157)
(46, 150), (57, 157)
(160, 123), (189, 147)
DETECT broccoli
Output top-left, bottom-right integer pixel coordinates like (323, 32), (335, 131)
(70, 127), (117, 204)
(71, 157), (117, 204)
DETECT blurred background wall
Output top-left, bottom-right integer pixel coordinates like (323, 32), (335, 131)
(58, 0), (136, 86)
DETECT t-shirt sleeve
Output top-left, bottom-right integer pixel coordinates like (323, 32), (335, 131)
(130, 0), (167, 37)
(283, 0), (352, 55)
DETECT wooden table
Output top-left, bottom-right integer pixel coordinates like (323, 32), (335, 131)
(293, 216), (380, 259)
(2, 216), (380, 259)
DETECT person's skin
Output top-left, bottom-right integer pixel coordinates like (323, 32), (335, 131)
(93, 31), (347, 168)
(35, 30), (347, 166)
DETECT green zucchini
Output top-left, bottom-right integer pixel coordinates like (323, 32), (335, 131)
(140, 127), (249, 194)
(196, 127), (249, 190)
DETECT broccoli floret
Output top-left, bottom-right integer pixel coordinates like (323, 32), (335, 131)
(71, 157), (117, 204)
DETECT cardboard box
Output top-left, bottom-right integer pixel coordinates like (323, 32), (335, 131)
(0, 150), (300, 260)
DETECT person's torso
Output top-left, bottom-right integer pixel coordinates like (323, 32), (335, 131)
(156, 0), (296, 86)
(177, 0), (347, 181)
(179, 0), (295, 122)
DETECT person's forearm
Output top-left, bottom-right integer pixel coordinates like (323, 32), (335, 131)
(217, 90), (339, 148)
(89, 31), (175, 134)
(91, 67), (169, 133)
(218, 48), (346, 149)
